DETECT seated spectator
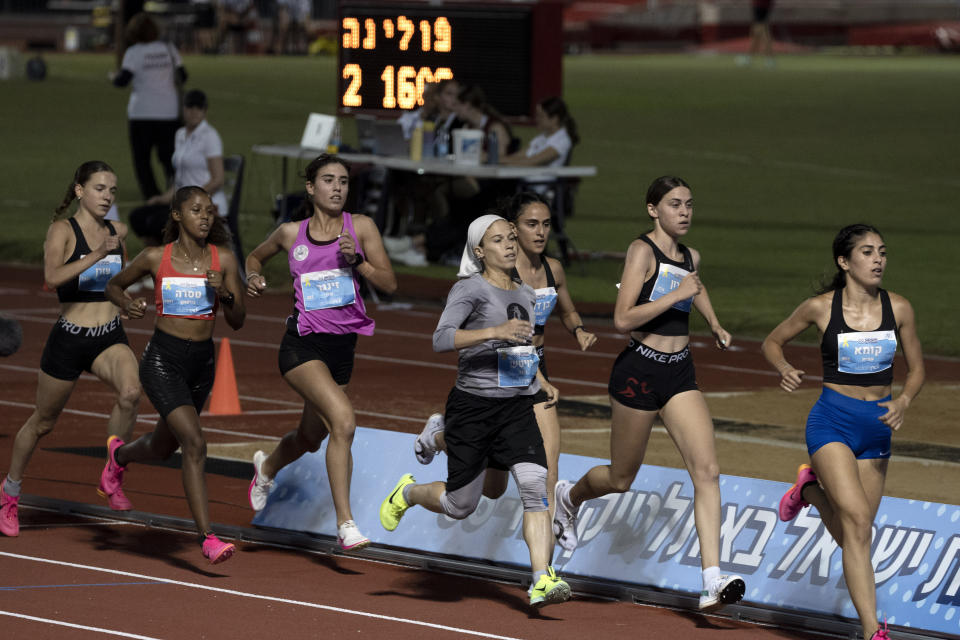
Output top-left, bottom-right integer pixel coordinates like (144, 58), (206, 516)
(398, 82), (441, 140)
(433, 78), (463, 140)
(129, 89), (227, 246)
(453, 84), (520, 161)
(502, 96), (578, 168)
(218, 0), (258, 54)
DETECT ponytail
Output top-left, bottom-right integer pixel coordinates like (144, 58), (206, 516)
(53, 160), (115, 221)
(539, 96), (579, 146)
(53, 185), (77, 221)
(815, 223), (883, 295)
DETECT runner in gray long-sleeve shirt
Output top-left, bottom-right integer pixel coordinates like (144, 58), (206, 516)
(379, 214), (571, 610)
(433, 273), (541, 398)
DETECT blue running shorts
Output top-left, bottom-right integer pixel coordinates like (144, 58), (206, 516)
(806, 387), (892, 460)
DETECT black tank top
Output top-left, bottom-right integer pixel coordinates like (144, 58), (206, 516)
(633, 235), (695, 336)
(56, 218), (124, 303)
(820, 287), (898, 386)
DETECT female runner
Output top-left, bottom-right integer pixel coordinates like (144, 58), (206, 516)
(245, 154), (397, 551)
(414, 191), (598, 521)
(380, 214), (571, 609)
(104, 185), (246, 564)
(762, 224), (924, 640)
(1, 161), (140, 537)
(551, 176), (746, 611)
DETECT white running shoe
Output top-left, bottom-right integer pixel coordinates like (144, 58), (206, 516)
(337, 520), (370, 551)
(552, 480), (579, 552)
(699, 574), (746, 611)
(414, 413), (444, 465)
(248, 450), (274, 512)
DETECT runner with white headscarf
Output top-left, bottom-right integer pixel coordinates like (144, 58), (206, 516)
(379, 214), (571, 610)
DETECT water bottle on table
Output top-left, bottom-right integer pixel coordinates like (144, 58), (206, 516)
(486, 130), (499, 164)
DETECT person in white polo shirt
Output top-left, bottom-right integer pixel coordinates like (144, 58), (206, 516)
(112, 13), (186, 201)
(502, 96), (578, 172)
(129, 90), (227, 246)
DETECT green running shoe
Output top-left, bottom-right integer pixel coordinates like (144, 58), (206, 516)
(529, 566), (571, 609)
(380, 473), (415, 531)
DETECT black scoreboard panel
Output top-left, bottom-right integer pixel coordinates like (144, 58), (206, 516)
(338, 1), (562, 119)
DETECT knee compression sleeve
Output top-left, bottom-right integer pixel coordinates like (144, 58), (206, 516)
(511, 462), (548, 512)
(439, 472), (485, 520)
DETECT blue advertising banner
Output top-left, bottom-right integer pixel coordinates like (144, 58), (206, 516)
(254, 427), (960, 635)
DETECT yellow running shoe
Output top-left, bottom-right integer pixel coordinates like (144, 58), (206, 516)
(528, 566), (571, 609)
(380, 473), (415, 531)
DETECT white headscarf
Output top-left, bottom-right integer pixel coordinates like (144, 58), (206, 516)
(457, 214), (507, 278)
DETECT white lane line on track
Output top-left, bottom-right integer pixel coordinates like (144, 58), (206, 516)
(0, 552), (525, 640)
(0, 610), (162, 639)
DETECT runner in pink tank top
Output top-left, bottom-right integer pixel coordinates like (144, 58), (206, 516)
(243, 154), (397, 551)
(288, 210), (374, 337)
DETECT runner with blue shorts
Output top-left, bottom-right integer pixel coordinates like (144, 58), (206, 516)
(762, 223), (925, 640)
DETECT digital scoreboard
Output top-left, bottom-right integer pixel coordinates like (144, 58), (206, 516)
(337, 0), (563, 120)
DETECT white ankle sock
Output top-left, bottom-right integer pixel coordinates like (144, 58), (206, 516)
(3, 476), (21, 498)
(702, 566), (720, 590)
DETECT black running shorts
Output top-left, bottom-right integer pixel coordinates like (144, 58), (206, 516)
(40, 316), (129, 381)
(607, 340), (698, 411)
(443, 387), (546, 492)
(277, 327), (357, 385)
(140, 328), (215, 418)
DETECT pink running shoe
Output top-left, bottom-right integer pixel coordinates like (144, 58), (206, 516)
(202, 534), (236, 564)
(778, 464), (817, 522)
(98, 436), (132, 511)
(0, 489), (19, 537)
(869, 618), (890, 639)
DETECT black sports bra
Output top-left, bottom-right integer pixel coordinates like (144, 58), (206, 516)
(820, 287), (897, 386)
(56, 218), (123, 303)
(632, 235), (694, 337)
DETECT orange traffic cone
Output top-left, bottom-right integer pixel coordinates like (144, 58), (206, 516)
(208, 337), (242, 415)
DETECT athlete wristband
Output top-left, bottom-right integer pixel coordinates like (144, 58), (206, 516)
(350, 253), (365, 267)
(219, 292), (235, 306)
(573, 325), (584, 335)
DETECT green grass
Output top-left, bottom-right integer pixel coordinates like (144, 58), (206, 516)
(1, 52), (958, 354)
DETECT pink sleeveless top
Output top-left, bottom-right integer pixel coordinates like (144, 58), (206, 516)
(287, 213), (374, 337)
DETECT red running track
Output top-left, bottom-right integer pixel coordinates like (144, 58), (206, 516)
(1, 264), (950, 639)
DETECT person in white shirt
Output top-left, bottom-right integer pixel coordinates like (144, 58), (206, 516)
(503, 96), (578, 169)
(129, 89), (227, 246)
(112, 13), (186, 201)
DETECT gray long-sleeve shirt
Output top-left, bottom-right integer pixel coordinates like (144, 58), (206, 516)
(433, 274), (541, 398)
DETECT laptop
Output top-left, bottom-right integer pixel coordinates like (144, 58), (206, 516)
(355, 115), (408, 156)
(300, 113), (336, 150)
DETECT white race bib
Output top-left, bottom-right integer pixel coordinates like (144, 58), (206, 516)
(160, 276), (214, 316)
(533, 287), (558, 326)
(497, 345), (540, 388)
(300, 268), (356, 311)
(649, 264), (693, 312)
(837, 330), (897, 375)
(78, 254), (122, 292)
